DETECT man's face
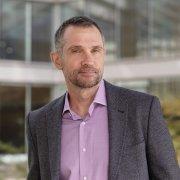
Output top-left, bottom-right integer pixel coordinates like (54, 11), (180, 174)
(60, 25), (105, 88)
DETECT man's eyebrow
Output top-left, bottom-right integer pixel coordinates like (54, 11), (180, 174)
(67, 45), (82, 51)
(67, 45), (104, 51)
(92, 46), (104, 50)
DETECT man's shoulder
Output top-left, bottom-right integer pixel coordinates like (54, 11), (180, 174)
(27, 94), (65, 121)
(104, 80), (154, 98)
(104, 80), (155, 104)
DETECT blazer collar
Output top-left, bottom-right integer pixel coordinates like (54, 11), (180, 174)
(105, 81), (128, 180)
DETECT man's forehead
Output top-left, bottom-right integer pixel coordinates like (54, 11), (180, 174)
(62, 25), (104, 48)
(63, 25), (102, 41)
(63, 25), (101, 35)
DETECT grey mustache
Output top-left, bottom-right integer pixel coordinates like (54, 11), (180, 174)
(79, 67), (98, 73)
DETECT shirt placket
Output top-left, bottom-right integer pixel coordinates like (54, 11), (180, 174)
(79, 119), (88, 180)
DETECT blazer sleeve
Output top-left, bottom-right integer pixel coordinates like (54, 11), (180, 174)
(146, 96), (180, 179)
(26, 112), (41, 180)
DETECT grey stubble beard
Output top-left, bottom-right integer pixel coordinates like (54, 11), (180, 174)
(67, 68), (103, 89)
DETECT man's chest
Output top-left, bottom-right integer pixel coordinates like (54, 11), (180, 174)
(60, 107), (109, 180)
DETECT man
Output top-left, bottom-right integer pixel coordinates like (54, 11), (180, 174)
(26, 16), (180, 180)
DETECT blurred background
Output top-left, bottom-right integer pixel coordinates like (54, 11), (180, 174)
(0, 0), (180, 179)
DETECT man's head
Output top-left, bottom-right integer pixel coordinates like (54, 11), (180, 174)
(54, 16), (105, 54)
(51, 16), (105, 89)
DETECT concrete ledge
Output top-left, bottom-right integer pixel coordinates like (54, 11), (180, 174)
(0, 57), (180, 85)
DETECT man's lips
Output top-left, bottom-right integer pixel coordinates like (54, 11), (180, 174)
(78, 68), (97, 74)
(79, 71), (96, 76)
(79, 71), (96, 73)
(78, 69), (97, 77)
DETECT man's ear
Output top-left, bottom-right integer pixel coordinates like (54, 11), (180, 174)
(50, 51), (63, 70)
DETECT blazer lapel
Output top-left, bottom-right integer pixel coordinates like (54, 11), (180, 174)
(46, 95), (65, 179)
(105, 81), (128, 180)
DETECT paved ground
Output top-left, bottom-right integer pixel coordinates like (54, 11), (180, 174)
(0, 162), (26, 180)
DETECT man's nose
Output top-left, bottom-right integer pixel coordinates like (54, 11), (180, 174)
(81, 51), (94, 66)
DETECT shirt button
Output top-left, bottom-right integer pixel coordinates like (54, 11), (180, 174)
(83, 176), (87, 180)
(82, 148), (86, 152)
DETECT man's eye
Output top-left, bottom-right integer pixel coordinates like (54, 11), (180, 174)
(71, 49), (81, 53)
(91, 49), (100, 53)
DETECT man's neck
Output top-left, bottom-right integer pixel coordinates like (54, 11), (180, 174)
(67, 83), (100, 118)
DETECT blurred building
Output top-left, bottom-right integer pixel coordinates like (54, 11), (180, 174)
(0, 0), (180, 159)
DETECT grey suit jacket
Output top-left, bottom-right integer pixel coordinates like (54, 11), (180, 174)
(26, 81), (180, 180)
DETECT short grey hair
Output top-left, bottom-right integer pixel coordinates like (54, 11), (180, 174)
(55, 16), (105, 52)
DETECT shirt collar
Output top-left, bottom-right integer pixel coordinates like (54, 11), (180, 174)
(93, 79), (107, 106)
(62, 79), (107, 117)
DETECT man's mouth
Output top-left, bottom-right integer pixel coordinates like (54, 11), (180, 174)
(78, 68), (97, 77)
(79, 68), (97, 74)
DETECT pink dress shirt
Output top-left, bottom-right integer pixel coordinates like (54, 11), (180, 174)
(60, 80), (109, 180)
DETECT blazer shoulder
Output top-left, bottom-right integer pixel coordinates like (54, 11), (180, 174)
(27, 94), (65, 124)
(104, 80), (156, 105)
(105, 80), (155, 98)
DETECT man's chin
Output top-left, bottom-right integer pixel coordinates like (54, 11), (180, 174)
(73, 78), (101, 88)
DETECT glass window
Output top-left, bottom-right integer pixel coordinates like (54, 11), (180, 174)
(32, 2), (52, 62)
(0, 86), (25, 154)
(120, 0), (138, 58)
(0, 0), (25, 60)
(122, 0), (180, 58)
(0, 85), (51, 154)
(148, 0), (180, 57)
(60, 0), (84, 22)
(135, 0), (149, 57)
(31, 86), (51, 110)
(0, 85), (51, 178)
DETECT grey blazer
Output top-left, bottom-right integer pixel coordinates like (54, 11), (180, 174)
(26, 81), (180, 180)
